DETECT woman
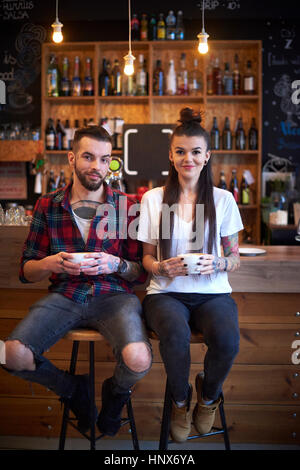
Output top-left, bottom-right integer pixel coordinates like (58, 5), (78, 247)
(137, 108), (243, 443)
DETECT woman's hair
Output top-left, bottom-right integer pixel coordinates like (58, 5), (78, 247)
(159, 107), (216, 260)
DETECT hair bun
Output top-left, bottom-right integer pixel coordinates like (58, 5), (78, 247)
(178, 107), (202, 124)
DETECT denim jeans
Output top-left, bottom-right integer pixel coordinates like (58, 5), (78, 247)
(143, 292), (239, 402)
(6, 292), (151, 397)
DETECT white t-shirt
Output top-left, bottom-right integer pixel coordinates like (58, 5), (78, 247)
(137, 186), (244, 295)
(72, 210), (92, 243)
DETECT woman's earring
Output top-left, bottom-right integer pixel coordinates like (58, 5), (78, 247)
(204, 160), (208, 166)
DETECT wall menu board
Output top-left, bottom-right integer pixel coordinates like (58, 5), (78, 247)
(262, 19), (300, 168)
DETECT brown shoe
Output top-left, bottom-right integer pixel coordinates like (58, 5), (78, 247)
(170, 385), (192, 443)
(193, 372), (221, 435)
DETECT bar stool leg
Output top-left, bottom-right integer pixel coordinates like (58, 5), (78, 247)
(219, 394), (231, 450)
(126, 398), (140, 450)
(59, 340), (79, 450)
(89, 341), (96, 451)
(159, 378), (172, 451)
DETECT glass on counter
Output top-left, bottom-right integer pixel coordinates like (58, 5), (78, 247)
(0, 122), (40, 141)
(0, 203), (32, 226)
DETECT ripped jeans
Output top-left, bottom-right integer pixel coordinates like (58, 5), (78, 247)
(5, 292), (151, 398)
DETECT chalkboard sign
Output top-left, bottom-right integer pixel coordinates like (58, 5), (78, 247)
(262, 19), (300, 169)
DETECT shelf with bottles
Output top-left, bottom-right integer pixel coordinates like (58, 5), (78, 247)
(45, 96), (95, 102)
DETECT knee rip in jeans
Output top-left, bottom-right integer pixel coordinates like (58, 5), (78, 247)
(5, 339), (37, 371)
(121, 341), (153, 374)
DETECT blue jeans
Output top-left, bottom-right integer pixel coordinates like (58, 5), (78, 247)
(6, 292), (151, 398)
(143, 292), (239, 402)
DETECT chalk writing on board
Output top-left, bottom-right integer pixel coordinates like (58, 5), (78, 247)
(197, 0), (240, 11)
(0, 0), (34, 21)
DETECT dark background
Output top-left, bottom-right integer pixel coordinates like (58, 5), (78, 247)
(0, 0), (300, 204)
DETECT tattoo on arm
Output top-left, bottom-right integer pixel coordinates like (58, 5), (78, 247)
(118, 260), (144, 281)
(220, 232), (240, 273)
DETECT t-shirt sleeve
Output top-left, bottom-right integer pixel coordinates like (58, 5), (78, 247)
(220, 192), (244, 237)
(137, 192), (159, 246)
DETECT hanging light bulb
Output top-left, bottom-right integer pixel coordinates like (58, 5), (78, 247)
(124, 0), (135, 76)
(52, 0), (63, 43)
(197, 1), (209, 54)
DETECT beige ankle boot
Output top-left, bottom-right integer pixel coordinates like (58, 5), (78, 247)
(170, 385), (192, 443)
(193, 372), (221, 435)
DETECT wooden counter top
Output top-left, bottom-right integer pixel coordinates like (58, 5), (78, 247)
(0, 226), (300, 293)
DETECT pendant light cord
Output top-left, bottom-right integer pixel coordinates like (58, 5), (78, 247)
(56, 0), (58, 21)
(202, 0), (205, 32)
(128, 0), (132, 54)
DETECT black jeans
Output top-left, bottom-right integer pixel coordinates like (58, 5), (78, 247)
(143, 292), (239, 402)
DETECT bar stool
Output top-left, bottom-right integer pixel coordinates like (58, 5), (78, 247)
(58, 328), (139, 450)
(148, 330), (231, 451)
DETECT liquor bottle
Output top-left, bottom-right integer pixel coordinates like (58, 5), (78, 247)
(83, 57), (94, 96)
(149, 14), (157, 41)
(99, 58), (110, 96)
(212, 57), (222, 95)
(248, 117), (258, 150)
(243, 60), (255, 94)
(222, 117), (232, 150)
(72, 56), (81, 96)
(175, 10), (184, 40)
(62, 119), (72, 150)
(157, 13), (166, 40)
(57, 169), (67, 189)
(241, 170), (250, 205)
(131, 13), (140, 41)
(177, 53), (188, 96)
(136, 54), (147, 96)
(206, 57), (214, 95)
(230, 169), (239, 203)
(106, 60), (113, 95)
(123, 72), (136, 96)
(60, 57), (70, 96)
(55, 119), (65, 150)
(233, 54), (241, 95)
(153, 59), (164, 96)
(111, 59), (122, 96)
(223, 62), (233, 95)
(140, 13), (148, 41)
(189, 58), (202, 96)
(166, 10), (176, 40)
(235, 117), (246, 150)
(47, 170), (57, 193)
(210, 117), (220, 150)
(166, 59), (176, 95)
(45, 118), (56, 150)
(218, 170), (227, 190)
(47, 55), (60, 97)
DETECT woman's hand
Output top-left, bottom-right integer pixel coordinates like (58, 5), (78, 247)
(152, 257), (188, 278)
(197, 254), (226, 275)
(45, 252), (82, 276)
(79, 252), (120, 276)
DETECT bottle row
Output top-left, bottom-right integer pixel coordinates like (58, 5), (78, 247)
(131, 10), (185, 41)
(47, 55), (94, 97)
(45, 117), (124, 151)
(207, 55), (256, 95)
(210, 116), (258, 151)
(47, 169), (67, 193)
(218, 169), (252, 206)
(0, 122), (40, 141)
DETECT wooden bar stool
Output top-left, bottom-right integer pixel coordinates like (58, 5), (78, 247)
(58, 328), (139, 450)
(148, 330), (231, 451)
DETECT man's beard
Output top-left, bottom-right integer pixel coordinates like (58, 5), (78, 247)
(74, 164), (104, 191)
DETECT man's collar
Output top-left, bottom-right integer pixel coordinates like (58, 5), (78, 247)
(59, 182), (115, 212)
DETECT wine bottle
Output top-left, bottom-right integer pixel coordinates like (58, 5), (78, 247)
(210, 116), (220, 150)
(72, 56), (81, 96)
(83, 57), (94, 96)
(244, 60), (255, 94)
(212, 57), (222, 95)
(111, 59), (122, 96)
(241, 170), (250, 205)
(166, 59), (176, 95)
(189, 59), (202, 96)
(166, 10), (176, 40)
(60, 57), (70, 96)
(248, 117), (258, 150)
(230, 169), (239, 203)
(222, 117), (232, 150)
(57, 169), (67, 189)
(153, 60), (164, 96)
(45, 118), (56, 150)
(235, 117), (246, 150)
(177, 53), (188, 96)
(149, 14), (157, 41)
(140, 13), (148, 41)
(233, 54), (241, 95)
(99, 58), (110, 96)
(223, 62), (233, 95)
(136, 54), (147, 96)
(157, 13), (166, 40)
(55, 119), (65, 151)
(47, 170), (57, 193)
(218, 170), (227, 190)
(47, 55), (60, 97)
(63, 119), (71, 150)
(175, 11), (184, 40)
(131, 13), (140, 41)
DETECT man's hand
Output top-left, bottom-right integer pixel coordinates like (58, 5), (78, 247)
(45, 252), (82, 276)
(79, 252), (120, 276)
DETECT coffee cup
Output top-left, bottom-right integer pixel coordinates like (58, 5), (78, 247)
(178, 253), (205, 274)
(69, 252), (96, 267)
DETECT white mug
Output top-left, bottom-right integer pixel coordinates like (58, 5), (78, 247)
(177, 253), (205, 275)
(69, 252), (96, 267)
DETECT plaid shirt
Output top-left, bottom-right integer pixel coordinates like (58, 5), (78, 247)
(20, 183), (147, 303)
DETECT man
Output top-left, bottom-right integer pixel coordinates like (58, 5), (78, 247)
(3, 126), (152, 437)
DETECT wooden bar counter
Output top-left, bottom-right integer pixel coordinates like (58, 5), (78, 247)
(0, 226), (299, 445)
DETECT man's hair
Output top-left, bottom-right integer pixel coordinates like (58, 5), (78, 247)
(72, 125), (112, 152)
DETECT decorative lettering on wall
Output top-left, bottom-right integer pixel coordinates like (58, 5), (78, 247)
(0, 0), (34, 21)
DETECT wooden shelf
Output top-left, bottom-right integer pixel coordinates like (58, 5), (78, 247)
(206, 95), (259, 101)
(152, 95), (203, 102)
(212, 150), (259, 154)
(98, 96), (149, 103)
(45, 149), (122, 156)
(0, 140), (43, 162)
(45, 96), (95, 103)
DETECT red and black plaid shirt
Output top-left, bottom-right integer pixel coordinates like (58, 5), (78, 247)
(20, 183), (147, 303)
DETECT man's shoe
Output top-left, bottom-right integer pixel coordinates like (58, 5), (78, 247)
(193, 372), (221, 435)
(61, 374), (98, 434)
(170, 385), (192, 443)
(97, 377), (131, 436)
